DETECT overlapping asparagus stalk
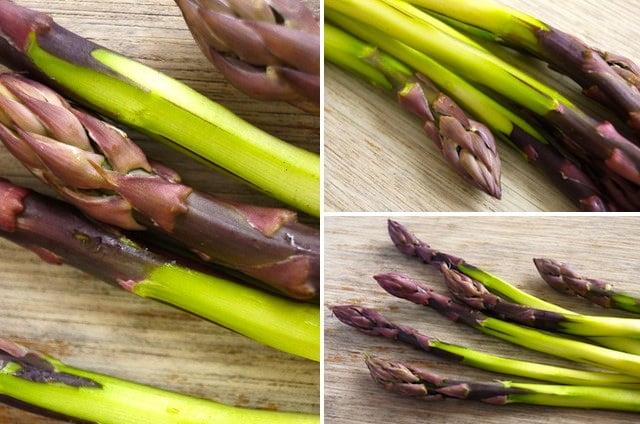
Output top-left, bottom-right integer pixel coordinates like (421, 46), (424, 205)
(0, 72), (319, 300)
(324, 23), (501, 199)
(0, 178), (319, 361)
(375, 272), (640, 377)
(175, 0), (320, 113)
(325, 12), (607, 211)
(442, 264), (640, 337)
(365, 356), (640, 412)
(0, 0), (319, 216)
(0, 337), (319, 423)
(331, 304), (640, 388)
(404, 0), (640, 134)
(535, 258), (640, 314)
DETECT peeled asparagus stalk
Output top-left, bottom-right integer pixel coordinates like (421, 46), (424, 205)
(0, 72), (319, 300)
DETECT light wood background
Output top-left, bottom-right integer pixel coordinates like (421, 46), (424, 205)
(324, 215), (640, 423)
(324, 0), (640, 211)
(0, 0), (319, 422)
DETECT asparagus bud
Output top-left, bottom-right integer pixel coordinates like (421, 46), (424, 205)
(175, 0), (320, 113)
(0, 73), (319, 300)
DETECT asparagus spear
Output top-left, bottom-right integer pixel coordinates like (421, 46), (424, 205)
(0, 178), (319, 361)
(330, 304), (640, 388)
(0, 337), (318, 423)
(404, 0), (640, 134)
(325, 13), (607, 211)
(325, 0), (640, 191)
(442, 264), (640, 337)
(365, 356), (640, 412)
(375, 272), (640, 377)
(534, 258), (640, 314)
(0, 72), (319, 300)
(324, 24), (501, 198)
(174, 0), (320, 113)
(0, 0), (320, 216)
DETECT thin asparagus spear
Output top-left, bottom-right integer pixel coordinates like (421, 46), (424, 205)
(0, 72), (319, 300)
(330, 304), (640, 388)
(0, 179), (319, 361)
(325, 0), (640, 190)
(387, 219), (640, 354)
(325, 13), (607, 211)
(366, 356), (640, 412)
(174, 0), (320, 113)
(404, 0), (640, 134)
(442, 264), (640, 337)
(324, 24), (501, 198)
(0, 337), (318, 423)
(375, 272), (640, 377)
(535, 258), (640, 314)
(0, 0), (320, 216)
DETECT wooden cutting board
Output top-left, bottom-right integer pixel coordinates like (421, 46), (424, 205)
(324, 216), (640, 423)
(325, 0), (640, 212)
(0, 1), (319, 422)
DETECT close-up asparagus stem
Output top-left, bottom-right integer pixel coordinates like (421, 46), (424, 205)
(331, 304), (640, 388)
(0, 337), (319, 423)
(0, 0), (320, 216)
(534, 258), (640, 314)
(175, 0), (320, 113)
(365, 356), (640, 412)
(0, 178), (320, 361)
(324, 23), (502, 198)
(0, 72), (319, 300)
(404, 0), (640, 134)
(375, 272), (640, 377)
(325, 12), (608, 211)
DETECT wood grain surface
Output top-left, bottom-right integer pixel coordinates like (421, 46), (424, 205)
(324, 0), (640, 212)
(0, 0), (319, 422)
(324, 215), (640, 423)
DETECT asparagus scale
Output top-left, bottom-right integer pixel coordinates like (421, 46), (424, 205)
(0, 179), (320, 361)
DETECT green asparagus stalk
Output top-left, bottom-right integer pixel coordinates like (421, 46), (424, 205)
(535, 258), (640, 314)
(324, 23), (502, 198)
(0, 337), (318, 423)
(365, 356), (640, 412)
(375, 272), (640, 377)
(0, 178), (319, 361)
(403, 0), (640, 134)
(325, 0), (640, 190)
(331, 304), (640, 388)
(325, 13), (607, 211)
(442, 264), (640, 337)
(175, 0), (320, 113)
(387, 219), (640, 354)
(0, 0), (319, 216)
(0, 72), (319, 300)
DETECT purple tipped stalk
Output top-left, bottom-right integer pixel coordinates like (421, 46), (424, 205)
(0, 73), (319, 300)
(175, 0), (320, 113)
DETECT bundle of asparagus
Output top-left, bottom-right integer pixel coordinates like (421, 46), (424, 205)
(329, 219), (640, 415)
(325, 0), (640, 211)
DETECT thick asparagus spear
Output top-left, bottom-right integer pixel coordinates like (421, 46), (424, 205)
(325, 0), (640, 191)
(324, 23), (501, 199)
(325, 13), (607, 211)
(375, 272), (640, 377)
(0, 178), (319, 361)
(175, 0), (319, 114)
(442, 264), (640, 337)
(404, 0), (640, 134)
(535, 258), (640, 314)
(0, 337), (318, 423)
(365, 356), (640, 412)
(0, 0), (320, 216)
(0, 72), (319, 300)
(330, 304), (640, 388)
